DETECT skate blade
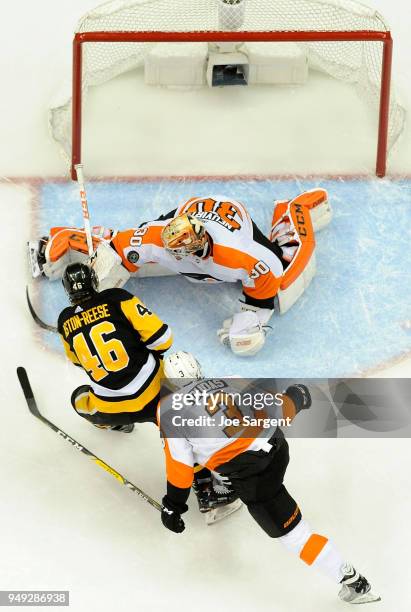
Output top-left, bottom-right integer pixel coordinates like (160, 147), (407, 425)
(349, 593), (381, 605)
(340, 590), (381, 605)
(205, 499), (243, 525)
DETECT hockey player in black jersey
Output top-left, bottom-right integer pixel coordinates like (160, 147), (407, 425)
(58, 262), (173, 432)
(59, 264), (241, 522)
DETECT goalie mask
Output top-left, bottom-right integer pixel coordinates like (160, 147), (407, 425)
(62, 262), (98, 305)
(161, 214), (207, 257)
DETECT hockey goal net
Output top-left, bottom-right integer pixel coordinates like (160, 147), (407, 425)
(49, 0), (405, 178)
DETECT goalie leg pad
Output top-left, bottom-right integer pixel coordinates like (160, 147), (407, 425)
(277, 253), (316, 314)
(41, 227), (104, 280)
(295, 188), (332, 232)
(42, 251), (73, 280)
(271, 188), (331, 235)
(275, 201), (316, 314)
(46, 227), (102, 262)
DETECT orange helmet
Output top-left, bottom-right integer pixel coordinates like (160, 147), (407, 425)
(161, 214), (207, 257)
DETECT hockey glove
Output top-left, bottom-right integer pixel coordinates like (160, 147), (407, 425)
(285, 384), (312, 413)
(239, 300), (274, 326)
(217, 303), (274, 357)
(161, 496), (188, 534)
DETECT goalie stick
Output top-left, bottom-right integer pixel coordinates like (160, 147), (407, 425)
(26, 285), (57, 333)
(74, 163), (94, 258)
(16, 366), (161, 512)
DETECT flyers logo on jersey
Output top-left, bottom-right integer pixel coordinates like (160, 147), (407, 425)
(182, 198), (243, 233)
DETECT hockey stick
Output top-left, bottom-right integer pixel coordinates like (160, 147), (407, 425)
(16, 367), (162, 512)
(26, 285), (58, 333)
(74, 163), (94, 258)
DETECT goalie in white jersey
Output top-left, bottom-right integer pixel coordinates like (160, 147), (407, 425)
(158, 352), (381, 606)
(28, 189), (332, 356)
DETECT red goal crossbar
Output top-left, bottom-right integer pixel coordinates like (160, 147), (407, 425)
(71, 30), (393, 179)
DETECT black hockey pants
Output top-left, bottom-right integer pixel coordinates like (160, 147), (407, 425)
(217, 433), (302, 537)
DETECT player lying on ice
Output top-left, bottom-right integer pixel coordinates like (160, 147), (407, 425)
(29, 189), (332, 357)
(157, 356), (381, 605)
(58, 262), (241, 523)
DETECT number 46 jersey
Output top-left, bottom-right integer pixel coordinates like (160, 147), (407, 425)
(57, 288), (172, 394)
(112, 195), (285, 306)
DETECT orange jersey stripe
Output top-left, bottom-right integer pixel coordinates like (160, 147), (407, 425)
(163, 438), (194, 489)
(204, 437), (256, 471)
(213, 244), (281, 300)
(112, 226), (164, 271)
(299, 534), (329, 565)
(213, 243), (256, 272)
(205, 409), (269, 470)
(144, 225), (164, 248)
(243, 272), (282, 301)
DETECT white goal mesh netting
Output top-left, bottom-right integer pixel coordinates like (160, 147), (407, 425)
(49, 0), (406, 167)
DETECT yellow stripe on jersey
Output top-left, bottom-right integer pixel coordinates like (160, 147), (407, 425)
(145, 327), (173, 353)
(120, 296), (173, 350)
(77, 367), (162, 415)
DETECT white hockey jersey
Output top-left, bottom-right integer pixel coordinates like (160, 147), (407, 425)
(111, 195), (285, 304)
(157, 378), (297, 490)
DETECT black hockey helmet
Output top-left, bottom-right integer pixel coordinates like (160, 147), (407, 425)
(62, 263), (98, 305)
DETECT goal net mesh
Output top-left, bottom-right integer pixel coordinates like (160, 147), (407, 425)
(49, 0), (405, 168)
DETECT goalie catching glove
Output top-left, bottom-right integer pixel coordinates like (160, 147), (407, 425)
(217, 303), (274, 357)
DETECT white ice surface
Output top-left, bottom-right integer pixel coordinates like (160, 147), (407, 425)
(1, 1), (411, 611)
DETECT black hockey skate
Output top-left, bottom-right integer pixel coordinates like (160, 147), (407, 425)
(193, 469), (242, 525)
(110, 423), (135, 433)
(339, 563), (381, 604)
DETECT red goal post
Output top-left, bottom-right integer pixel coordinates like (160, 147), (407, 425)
(59, 0), (405, 179)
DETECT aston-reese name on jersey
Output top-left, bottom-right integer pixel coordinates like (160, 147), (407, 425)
(58, 287), (173, 421)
